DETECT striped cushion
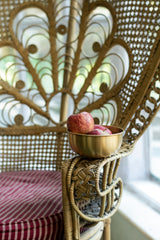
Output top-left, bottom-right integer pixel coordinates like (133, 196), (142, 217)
(0, 170), (64, 240)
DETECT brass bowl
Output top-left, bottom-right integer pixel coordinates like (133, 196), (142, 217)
(68, 126), (123, 158)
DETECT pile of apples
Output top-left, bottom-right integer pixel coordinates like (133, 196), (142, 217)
(67, 112), (112, 135)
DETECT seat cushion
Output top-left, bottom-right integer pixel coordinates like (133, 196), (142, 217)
(0, 170), (64, 240)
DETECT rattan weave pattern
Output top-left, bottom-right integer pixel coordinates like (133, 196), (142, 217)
(0, 132), (75, 172)
(0, 1), (159, 239)
(0, 0), (159, 142)
(125, 63), (160, 142)
(112, 0), (160, 126)
(0, 0), (48, 40)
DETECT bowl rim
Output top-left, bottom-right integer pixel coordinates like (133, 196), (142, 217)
(67, 125), (124, 136)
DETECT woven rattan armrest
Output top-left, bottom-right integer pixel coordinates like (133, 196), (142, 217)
(62, 142), (134, 239)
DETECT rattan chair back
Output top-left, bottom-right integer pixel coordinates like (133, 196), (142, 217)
(0, 1), (159, 239)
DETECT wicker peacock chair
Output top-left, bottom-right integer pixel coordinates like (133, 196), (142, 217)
(0, 0), (159, 239)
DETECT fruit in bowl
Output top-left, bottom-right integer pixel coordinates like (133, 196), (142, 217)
(67, 111), (94, 134)
(88, 124), (112, 135)
(67, 112), (123, 158)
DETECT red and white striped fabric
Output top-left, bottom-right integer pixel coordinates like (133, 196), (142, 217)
(0, 170), (64, 240)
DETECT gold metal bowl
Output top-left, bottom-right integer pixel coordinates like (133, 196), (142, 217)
(68, 126), (124, 158)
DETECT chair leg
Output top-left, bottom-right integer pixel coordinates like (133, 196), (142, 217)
(62, 161), (74, 240)
(103, 218), (111, 240)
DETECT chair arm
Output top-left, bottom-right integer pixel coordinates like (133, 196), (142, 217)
(66, 142), (133, 222)
(62, 142), (134, 239)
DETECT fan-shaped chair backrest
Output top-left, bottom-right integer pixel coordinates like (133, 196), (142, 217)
(0, 0), (159, 172)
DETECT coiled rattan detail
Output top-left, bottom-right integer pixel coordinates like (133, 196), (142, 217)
(66, 143), (134, 222)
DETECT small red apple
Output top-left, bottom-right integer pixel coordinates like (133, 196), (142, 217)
(104, 128), (112, 135)
(87, 128), (112, 135)
(94, 124), (112, 135)
(67, 112), (94, 133)
(94, 125), (106, 131)
(87, 129), (106, 135)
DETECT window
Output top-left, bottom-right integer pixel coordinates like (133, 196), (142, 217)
(115, 112), (160, 240)
(118, 109), (160, 213)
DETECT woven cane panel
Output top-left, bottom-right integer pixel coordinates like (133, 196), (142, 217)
(109, 0), (160, 119)
(0, 0), (48, 40)
(0, 0), (159, 158)
(0, 0), (132, 130)
(0, 132), (75, 172)
(124, 63), (160, 143)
